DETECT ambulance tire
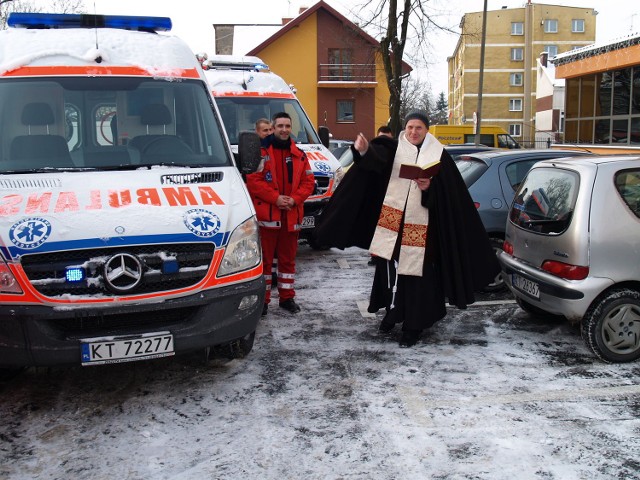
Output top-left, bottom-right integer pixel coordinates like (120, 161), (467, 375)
(210, 331), (256, 360)
(306, 235), (330, 251)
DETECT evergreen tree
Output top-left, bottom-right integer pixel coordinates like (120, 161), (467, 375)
(432, 92), (449, 125)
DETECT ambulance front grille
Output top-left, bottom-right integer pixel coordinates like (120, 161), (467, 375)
(20, 243), (215, 298)
(313, 176), (330, 197)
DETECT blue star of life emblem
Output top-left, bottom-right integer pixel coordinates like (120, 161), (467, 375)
(313, 161), (331, 173)
(183, 209), (221, 238)
(9, 217), (52, 249)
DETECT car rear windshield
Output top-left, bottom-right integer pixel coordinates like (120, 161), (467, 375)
(509, 167), (579, 234)
(455, 156), (489, 187)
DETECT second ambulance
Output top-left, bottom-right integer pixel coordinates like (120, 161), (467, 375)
(202, 55), (343, 249)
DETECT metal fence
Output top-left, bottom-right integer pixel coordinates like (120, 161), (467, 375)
(517, 139), (555, 149)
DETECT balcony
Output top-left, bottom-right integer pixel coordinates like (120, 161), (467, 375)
(318, 63), (377, 87)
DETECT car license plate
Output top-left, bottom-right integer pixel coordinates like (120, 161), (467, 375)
(512, 274), (540, 299)
(301, 215), (315, 228)
(80, 331), (174, 366)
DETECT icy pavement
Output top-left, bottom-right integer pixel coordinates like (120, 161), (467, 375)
(1, 245), (639, 479)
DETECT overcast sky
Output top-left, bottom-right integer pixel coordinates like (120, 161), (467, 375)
(86, 0), (638, 94)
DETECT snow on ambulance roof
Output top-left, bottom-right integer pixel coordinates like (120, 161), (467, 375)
(203, 56), (295, 97)
(0, 19), (199, 78)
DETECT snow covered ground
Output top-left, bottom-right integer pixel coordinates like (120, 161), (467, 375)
(1, 245), (639, 479)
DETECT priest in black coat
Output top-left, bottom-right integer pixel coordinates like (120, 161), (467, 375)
(314, 111), (500, 347)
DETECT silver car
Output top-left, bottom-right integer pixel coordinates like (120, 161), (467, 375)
(499, 155), (640, 362)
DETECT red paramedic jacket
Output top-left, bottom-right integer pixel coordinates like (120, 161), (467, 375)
(246, 135), (315, 232)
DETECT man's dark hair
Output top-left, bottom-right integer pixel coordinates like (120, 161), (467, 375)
(377, 125), (393, 135)
(272, 112), (292, 122)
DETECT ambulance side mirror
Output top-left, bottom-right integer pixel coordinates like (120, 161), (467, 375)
(318, 126), (330, 149)
(237, 131), (262, 174)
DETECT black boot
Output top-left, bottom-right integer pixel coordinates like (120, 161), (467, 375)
(378, 308), (396, 333)
(399, 330), (421, 348)
(279, 298), (301, 313)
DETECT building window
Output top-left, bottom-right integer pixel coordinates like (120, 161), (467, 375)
(544, 19), (558, 33)
(544, 45), (558, 57)
(572, 19), (585, 33)
(510, 73), (523, 86)
(511, 48), (523, 61)
(509, 99), (523, 111)
(509, 124), (522, 137)
(337, 100), (355, 122)
(328, 48), (353, 81)
(511, 22), (523, 35)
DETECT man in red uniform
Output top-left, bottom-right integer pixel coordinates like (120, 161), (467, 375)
(246, 112), (315, 315)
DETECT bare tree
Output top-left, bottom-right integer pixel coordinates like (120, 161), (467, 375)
(1, 0), (85, 29)
(400, 76), (435, 121)
(353, 0), (458, 135)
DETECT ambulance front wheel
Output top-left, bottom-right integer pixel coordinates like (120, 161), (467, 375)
(210, 331), (256, 360)
(306, 233), (330, 251)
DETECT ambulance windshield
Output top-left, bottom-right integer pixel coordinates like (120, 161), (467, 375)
(215, 97), (321, 146)
(0, 77), (231, 173)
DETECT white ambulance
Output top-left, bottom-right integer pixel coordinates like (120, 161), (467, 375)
(202, 55), (343, 249)
(0, 13), (265, 369)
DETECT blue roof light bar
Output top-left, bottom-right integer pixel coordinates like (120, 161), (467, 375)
(7, 13), (172, 32)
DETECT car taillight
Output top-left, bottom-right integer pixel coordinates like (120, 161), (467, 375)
(474, 202), (480, 209)
(503, 240), (513, 255)
(541, 260), (589, 280)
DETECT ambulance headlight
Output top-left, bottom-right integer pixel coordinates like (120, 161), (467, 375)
(0, 258), (22, 294)
(218, 216), (261, 277)
(332, 166), (345, 187)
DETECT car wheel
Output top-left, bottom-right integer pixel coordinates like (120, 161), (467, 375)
(582, 288), (640, 363)
(482, 237), (506, 292)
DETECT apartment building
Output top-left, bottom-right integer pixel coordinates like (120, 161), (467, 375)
(447, 1), (596, 146)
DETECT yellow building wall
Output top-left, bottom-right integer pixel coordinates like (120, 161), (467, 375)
(250, 14), (319, 128)
(374, 51), (391, 134)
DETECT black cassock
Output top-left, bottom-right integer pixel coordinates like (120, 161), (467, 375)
(314, 135), (500, 331)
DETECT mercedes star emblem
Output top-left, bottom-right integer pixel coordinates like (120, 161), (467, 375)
(103, 253), (143, 292)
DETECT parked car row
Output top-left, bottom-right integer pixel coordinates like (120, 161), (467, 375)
(455, 149), (591, 291)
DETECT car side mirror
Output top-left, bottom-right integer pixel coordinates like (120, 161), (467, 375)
(318, 126), (330, 148)
(237, 131), (262, 174)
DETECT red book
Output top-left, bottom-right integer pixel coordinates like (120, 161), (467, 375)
(398, 160), (441, 180)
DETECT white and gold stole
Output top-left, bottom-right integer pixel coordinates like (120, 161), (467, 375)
(369, 132), (443, 276)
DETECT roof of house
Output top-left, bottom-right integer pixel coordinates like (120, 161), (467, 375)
(246, 0), (412, 73)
